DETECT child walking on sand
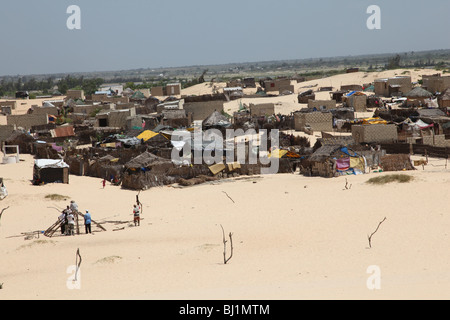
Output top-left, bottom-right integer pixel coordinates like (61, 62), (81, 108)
(133, 204), (141, 226)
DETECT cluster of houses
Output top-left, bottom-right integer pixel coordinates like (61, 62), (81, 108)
(1, 72), (450, 188)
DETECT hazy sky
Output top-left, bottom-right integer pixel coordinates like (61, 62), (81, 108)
(0, 0), (449, 76)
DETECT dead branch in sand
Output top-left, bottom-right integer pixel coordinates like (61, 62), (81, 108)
(136, 191), (143, 214)
(368, 217), (387, 248)
(0, 206), (10, 222)
(222, 191), (235, 203)
(0, 206), (9, 226)
(220, 224), (234, 264)
(344, 179), (352, 190)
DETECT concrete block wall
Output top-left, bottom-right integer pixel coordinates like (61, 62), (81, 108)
(0, 101), (17, 110)
(32, 106), (59, 115)
(347, 95), (367, 112)
(264, 79), (292, 92)
(352, 124), (398, 144)
(166, 84), (181, 96)
(294, 112), (333, 132)
(73, 104), (112, 115)
(423, 134), (448, 147)
(66, 90), (85, 100)
(423, 76), (450, 93)
(6, 114), (49, 130)
(308, 100), (337, 110)
(98, 108), (136, 128)
(249, 103), (275, 116)
(183, 101), (224, 121)
(151, 87), (164, 96)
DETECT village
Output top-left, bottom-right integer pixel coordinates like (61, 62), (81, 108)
(1, 68), (450, 190)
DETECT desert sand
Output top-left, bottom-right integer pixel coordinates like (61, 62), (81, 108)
(1, 68), (449, 300)
(1, 152), (450, 300)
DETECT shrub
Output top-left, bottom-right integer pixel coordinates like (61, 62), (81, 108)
(367, 174), (414, 185)
(45, 194), (69, 201)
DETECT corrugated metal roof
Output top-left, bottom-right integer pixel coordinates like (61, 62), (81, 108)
(50, 126), (75, 138)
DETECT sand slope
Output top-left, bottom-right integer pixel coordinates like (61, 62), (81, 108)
(0, 68), (448, 300)
(1, 154), (450, 300)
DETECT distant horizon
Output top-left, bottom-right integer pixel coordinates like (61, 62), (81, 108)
(1, 47), (449, 79)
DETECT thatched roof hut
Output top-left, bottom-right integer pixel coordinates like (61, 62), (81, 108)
(88, 154), (123, 181)
(144, 96), (161, 113)
(122, 151), (175, 190)
(380, 154), (415, 172)
(303, 145), (366, 178)
(202, 111), (231, 128)
(438, 88), (450, 108)
(404, 87), (433, 98)
(302, 145), (341, 178)
(125, 151), (172, 170)
(122, 88), (134, 97)
(5, 130), (35, 154)
(308, 145), (344, 162)
(410, 87), (434, 98)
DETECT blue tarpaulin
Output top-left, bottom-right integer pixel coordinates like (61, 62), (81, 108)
(340, 147), (358, 157)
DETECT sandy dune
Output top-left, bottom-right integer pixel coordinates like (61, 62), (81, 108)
(185, 68), (440, 117)
(1, 68), (448, 300)
(1, 153), (450, 300)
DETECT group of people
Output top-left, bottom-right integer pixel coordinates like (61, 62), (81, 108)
(59, 200), (92, 236)
(57, 200), (142, 236)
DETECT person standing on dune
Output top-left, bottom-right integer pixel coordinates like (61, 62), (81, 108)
(84, 210), (92, 234)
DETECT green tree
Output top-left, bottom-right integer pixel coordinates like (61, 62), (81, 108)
(58, 82), (68, 94)
(124, 82), (136, 90)
(386, 54), (401, 69)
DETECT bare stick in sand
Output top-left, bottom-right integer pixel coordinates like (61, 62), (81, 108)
(344, 179), (352, 190)
(368, 217), (387, 249)
(136, 191), (143, 214)
(222, 191), (235, 203)
(0, 206), (10, 223)
(220, 224), (234, 264)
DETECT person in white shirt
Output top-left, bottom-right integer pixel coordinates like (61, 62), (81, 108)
(67, 212), (75, 236)
(70, 200), (78, 213)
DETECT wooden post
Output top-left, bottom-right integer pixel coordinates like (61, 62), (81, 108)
(44, 219), (63, 238)
(75, 211), (80, 235)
